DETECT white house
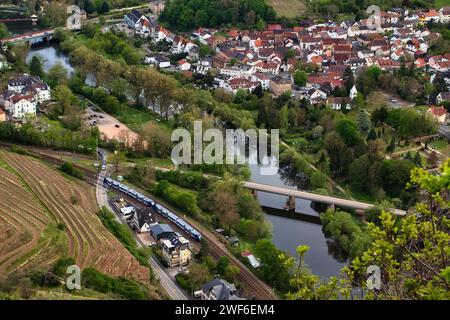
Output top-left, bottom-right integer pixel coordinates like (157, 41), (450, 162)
(124, 10), (149, 30)
(0, 92), (36, 118)
(349, 85), (358, 100)
(146, 55), (171, 68)
(440, 7), (450, 23)
(251, 73), (270, 90)
(177, 59), (191, 71)
(327, 97), (352, 110)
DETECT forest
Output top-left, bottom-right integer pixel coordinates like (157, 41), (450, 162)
(159, 0), (276, 31)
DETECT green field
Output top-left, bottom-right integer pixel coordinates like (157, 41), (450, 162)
(435, 0), (450, 8)
(268, 0), (308, 19)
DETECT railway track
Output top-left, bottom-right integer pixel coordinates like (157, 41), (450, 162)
(0, 144), (278, 300)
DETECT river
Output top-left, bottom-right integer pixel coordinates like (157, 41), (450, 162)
(26, 44), (75, 75)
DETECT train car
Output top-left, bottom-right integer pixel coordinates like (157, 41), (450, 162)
(167, 212), (178, 223)
(104, 177), (113, 185)
(155, 204), (163, 214)
(161, 208), (170, 218)
(191, 230), (202, 241)
(175, 218), (185, 229)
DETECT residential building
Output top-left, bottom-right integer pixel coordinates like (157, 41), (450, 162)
(0, 109), (6, 122)
(150, 223), (175, 242)
(131, 208), (156, 233)
(437, 91), (450, 104)
(177, 59), (191, 71)
(161, 235), (191, 267)
(427, 106), (447, 124)
(270, 76), (292, 96)
(7, 74), (50, 104)
(327, 97), (352, 110)
(0, 92), (36, 118)
(201, 278), (245, 300)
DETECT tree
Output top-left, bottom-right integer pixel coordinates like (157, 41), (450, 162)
(367, 128), (377, 141)
(335, 119), (360, 146)
(39, 2), (67, 27)
(253, 238), (292, 293)
(293, 69), (307, 87)
(107, 151), (127, 173)
(343, 161), (450, 299)
(0, 23), (9, 39)
(99, 0), (110, 14)
(29, 56), (44, 78)
(141, 122), (172, 158)
(349, 154), (380, 194)
(357, 110), (371, 134)
(189, 263), (210, 293)
(285, 245), (339, 300)
(343, 66), (354, 95)
(324, 132), (354, 178)
(53, 85), (74, 114)
(428, 151), (439, 168)
(48, 62), (68, 85)
(380, 159), (414, 197)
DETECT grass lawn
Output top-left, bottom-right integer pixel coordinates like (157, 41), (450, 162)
(430, 138), (450, 157)
(115, 105), (156, 131)
(435, 0), (450, 8)
(128, 156), (174, 168)
(267, 0), (308, 19)
(115, 104), (173, 134)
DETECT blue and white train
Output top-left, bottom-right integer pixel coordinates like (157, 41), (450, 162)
(103, 177), (202, 241)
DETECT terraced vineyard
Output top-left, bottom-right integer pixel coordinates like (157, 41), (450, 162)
(0, 160), (59, 274)
(0, 151), (150, 283)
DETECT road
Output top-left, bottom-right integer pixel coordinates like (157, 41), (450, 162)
(95, 149), (189, 300)
(439, 124), (450, 140)
(243, 181), (407, 216)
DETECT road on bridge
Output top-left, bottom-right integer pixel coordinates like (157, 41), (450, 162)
(243, 181), (407, 216)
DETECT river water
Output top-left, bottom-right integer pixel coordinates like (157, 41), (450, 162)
(0, 9), (44, 36)
(26, 44), (75, 75)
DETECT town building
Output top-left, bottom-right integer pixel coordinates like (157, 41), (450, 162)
(201, 278), (245, 300)
(161, 234), (191, 267)
(427, 106), (448, 124)
(270, 76), (292, 96)
(131, 208), (156, 233)
(0, 92), (36, 118)
(150, 223), (175, 242)
(7, 74), (50, 104)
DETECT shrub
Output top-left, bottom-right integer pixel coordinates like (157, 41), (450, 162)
(60, 162), (84, 179)
(97, 207), (149, 267)
(81, 268), (150, 300)
(52, 257), (76, 277)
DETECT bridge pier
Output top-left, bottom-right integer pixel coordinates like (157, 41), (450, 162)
(327, 203), (335, 212)
(251, 189), (257, 199)
(284, 196), (296, 211)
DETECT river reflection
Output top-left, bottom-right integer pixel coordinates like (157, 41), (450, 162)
(26, 44), (74, 75)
